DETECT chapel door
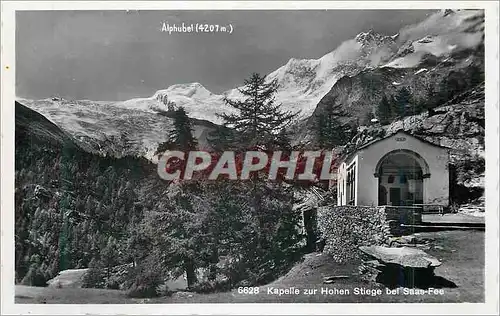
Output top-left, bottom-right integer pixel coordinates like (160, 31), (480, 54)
(390, 187), (401, 206)
(378, 184), (387, 206)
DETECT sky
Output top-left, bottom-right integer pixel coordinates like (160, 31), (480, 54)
(16, 10), (434, 101)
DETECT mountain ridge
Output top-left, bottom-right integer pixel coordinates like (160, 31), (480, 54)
(16, 9), (484, 159)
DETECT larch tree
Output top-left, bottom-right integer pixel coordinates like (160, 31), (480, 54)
(216, 73), (303, 279)
(218, 73), (299, 149)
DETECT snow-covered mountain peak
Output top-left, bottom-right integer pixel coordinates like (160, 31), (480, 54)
(384, 9), (484, 68)
(110, 81), (235, 124)
(355, 29), (376, 43)
(268, 57), (321, 87)
(155, 82), (214, 100)
(355, 29), (396, 48)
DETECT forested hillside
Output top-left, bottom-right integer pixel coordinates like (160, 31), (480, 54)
(15, 75), (305, 295)
(15, 101), (168, 286)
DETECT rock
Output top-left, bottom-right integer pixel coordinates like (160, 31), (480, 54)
(358, 260), (382, 283)
(173, 291), (194, 298)
(364, 260), (385, 268)
(358, 248), (444, 288)
(323, 275), (349, 281)
(34, 185), (51, 200)
(387, 234), (434, 248)
(416, 245), (431, 251)
(46, 268), (88, 288)
(398, 235), (417, 244)
(359, 245), (441, 268)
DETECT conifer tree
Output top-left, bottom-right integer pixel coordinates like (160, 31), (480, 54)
(272, 129), (293, 152)
(376, 94), (392, 125)
(216, 73), (303, 279)
(156, 106), (197, 156)
(101, 236), (119, 279)
(207, 125), (237, 152)
(393, 87), (412, 118)
(314, 96), (351, 149)
(418, 84), (438, 115)
(218, 73), (299, 149)
(154, 107), (201, 286)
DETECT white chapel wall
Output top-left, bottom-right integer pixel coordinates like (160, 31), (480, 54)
(355, 132), (450, 207)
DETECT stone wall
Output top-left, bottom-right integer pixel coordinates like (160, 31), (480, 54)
(317, 205), (423, 263)
(317, 205), (391, 263)
(381, 205), (422, 236)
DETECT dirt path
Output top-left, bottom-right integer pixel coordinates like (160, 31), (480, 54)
(422, 213), (485, 225)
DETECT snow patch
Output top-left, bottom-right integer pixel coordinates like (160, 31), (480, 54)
(382, 52), (427, 69)
(414, 68), (428, 75)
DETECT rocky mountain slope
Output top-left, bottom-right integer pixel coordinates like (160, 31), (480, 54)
(296, 9), (485, 206)
(340, 82), (485, 206)
(307, 9), (484, 124)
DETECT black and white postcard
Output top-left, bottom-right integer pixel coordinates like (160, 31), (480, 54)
(1, 1), (498, 315)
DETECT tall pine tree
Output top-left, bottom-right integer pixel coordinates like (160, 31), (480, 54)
(217, 73), (303, 277)
(376, 94), (392, 125)
(393, 87), (412, 118)
(314, 96), (352, 149)
(218, 73), (299, 149)
(153, 106), (201, 287)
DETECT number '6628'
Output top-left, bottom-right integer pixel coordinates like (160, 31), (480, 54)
(237, 287), (259, 294)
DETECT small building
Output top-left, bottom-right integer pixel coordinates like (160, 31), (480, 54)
(336, 130), (450, 208)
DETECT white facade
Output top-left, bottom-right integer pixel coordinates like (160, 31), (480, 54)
(336, 131), (450, 207)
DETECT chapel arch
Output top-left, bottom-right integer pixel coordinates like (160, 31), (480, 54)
(374, 149), (429, 206)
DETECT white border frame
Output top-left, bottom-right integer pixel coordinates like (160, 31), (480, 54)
(1, 1), (498, 315)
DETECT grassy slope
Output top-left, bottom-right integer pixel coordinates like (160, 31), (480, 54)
(15, 230), (484, 304)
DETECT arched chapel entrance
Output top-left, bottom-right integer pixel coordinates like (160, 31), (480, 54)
(375, 149), (430, 206)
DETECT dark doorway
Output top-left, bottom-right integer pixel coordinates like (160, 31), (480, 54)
(378, 185), (387, 206)
(390, 188), (401, 206)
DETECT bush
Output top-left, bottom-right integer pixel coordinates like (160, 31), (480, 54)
(320, 189), (337, 207)
(156, 283), (173, 297)
(20, 266), (47, 287)
(190, 280), (231, 294)
(106, 278), (120, 290)
(126, 270), (163, 298)
(118, 266), (139, 290)
(81, 267), (106, 289)
(103, 264), (136, 290)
